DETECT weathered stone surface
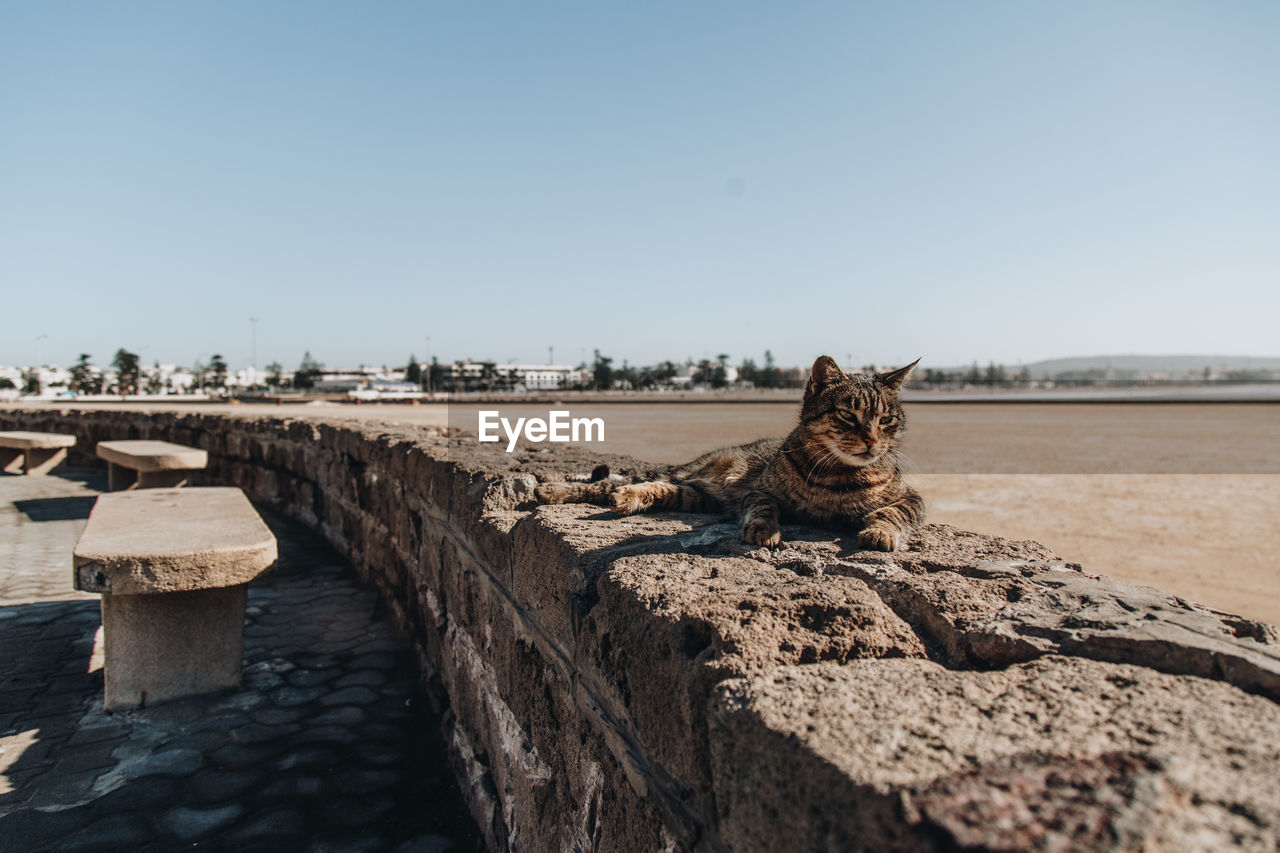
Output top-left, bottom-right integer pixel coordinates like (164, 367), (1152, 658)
(711, 656), (1280, 852)
(0, 430), (77, 449)
(714, 522), (1280, 701)
(73, 488), (277, 595)
(512, 503), (717, 647)
(0, 430), (76, 475)
(96, 439), (208, 472)
(5, 406), (1278, 852)
(100, 584), (249, 710)
(755, 534), (1280, 702)
(966, 566), (1280, 699)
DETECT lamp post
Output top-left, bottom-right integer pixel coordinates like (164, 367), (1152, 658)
(250, 318), (259, 386)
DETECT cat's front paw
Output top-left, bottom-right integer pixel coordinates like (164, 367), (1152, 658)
(857, 526), (899, 552)
(743, 518), (782, 547)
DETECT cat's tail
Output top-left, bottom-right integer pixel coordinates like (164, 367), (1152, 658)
(534, 465), (709, 516)
(609, 479), (709, 515)
(534, 464), (621, 506)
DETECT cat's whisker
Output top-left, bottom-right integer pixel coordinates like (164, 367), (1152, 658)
(890, 448), (931, 489)
(806, 447), (840, 486)
(891, 448), (930, 488)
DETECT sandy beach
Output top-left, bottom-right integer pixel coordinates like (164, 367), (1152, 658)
(14, 399), (1279, 626)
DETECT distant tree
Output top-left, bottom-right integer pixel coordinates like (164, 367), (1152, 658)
(428, 356), (445, 393)
(70, 354), (100, 395)
(112, 349), (141, 395)
(693, 358), (713, 385)
(712, 354), (730, 389)
(207, 354), (229, 391)
(984, 362), (1006, 387)
(265, 361), (285, 389)
(613, 360), (638, 390)
(762, 350), (778, 388)
(965, 362), (982, 386)
(710, 353), (730, 388)
(294, 351), (323, 390)
(592, 350), (614, 390)
(0, 377), (14, 390)
(1013, 366), (1031, 385)
(24, 371), (41, 395)
(738, 357), (758, 385)
(145, 362), (165, 394)
(405, 355), (422, 385)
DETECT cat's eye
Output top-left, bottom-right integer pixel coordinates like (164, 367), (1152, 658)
(880, 415), (897, 427)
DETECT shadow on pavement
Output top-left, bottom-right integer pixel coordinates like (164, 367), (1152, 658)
(11, 496), (97, 522)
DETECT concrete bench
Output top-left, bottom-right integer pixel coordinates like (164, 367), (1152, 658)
(0, 431), (77, 476)
(96, 439), (208, 491)
(73, 488), (277, 711)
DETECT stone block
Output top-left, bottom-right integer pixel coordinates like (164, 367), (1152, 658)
(0, 430), (76, 475)
(96, 439), (208, 491)
(73, 488), (277, 596)
(99, 585), (248, 710)
(710, 656), (1280, 851)
(72, 487), (277, 711)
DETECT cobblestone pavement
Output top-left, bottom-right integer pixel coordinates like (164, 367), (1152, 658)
(0, 471), (483, 852)
(0, 468), (103, 607)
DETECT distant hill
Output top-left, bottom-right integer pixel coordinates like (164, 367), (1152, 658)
(1017, 355), (1280, 377)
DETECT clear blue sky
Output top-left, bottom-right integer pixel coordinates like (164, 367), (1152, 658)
(3, 1), (1277, 371)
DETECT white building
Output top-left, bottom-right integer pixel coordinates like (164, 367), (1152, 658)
(443, 362), (585, 391)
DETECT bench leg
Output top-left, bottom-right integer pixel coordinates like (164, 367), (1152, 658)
(107, 462), (137, 491)
(100, 584), (248, 711)
(22, 447), (68, 476)
(0, 448), (23, 474)
(138, 470), (192, 489)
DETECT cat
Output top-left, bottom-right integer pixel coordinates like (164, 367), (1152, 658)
(534, 355), (925, 551)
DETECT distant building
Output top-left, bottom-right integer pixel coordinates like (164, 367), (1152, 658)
(313, 367), (402, 393)
(440, 362), (585, 392)
(349, 380), (424, 401)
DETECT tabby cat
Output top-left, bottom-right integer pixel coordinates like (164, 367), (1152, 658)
(534, 356), (924, 551)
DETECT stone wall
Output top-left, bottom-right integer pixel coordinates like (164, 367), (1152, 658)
(4, 407), (1279, 851)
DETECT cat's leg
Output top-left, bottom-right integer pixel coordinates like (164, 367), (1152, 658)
(856, 490), (925, 551)
(741, 489), (782, 547)
(610, 479), (706, 515)
(534, 479), (619, 505)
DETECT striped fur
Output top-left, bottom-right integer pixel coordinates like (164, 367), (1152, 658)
(534, 356), (925, 551)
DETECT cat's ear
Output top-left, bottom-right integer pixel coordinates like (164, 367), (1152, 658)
(805, 356), (846, 397)
(876, 359), (920, 391)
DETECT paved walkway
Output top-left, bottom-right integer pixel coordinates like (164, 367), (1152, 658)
(0, 470), (482, 851)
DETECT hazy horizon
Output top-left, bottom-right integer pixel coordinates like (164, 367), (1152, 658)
(9, 349), (1280, 376)
(4, 3), (1277, 369)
